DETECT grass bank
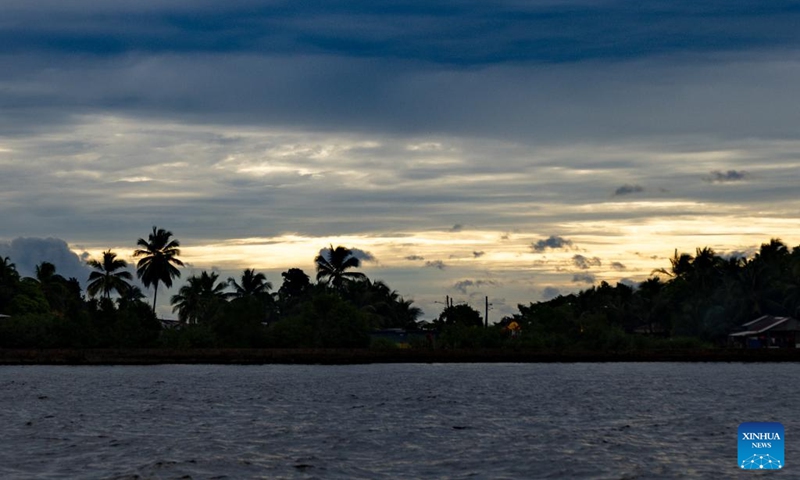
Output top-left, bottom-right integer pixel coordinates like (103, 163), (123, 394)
(1, 348), (800, 365)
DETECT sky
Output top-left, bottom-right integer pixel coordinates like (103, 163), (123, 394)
(2, 1), (800, 320)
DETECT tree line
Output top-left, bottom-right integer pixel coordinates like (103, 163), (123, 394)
(2, 229), (800, 351)
(494, 239), (800, 352)
(0, 227), (423, 349)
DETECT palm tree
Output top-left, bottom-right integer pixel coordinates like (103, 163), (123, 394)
(87, 250), (133, 299)
(117, 285), (147, 310)
(228, 268), (272, 298)
(394, 298), (423, 329)
(170, 271), (228, 324)
(133, 226), (184, 314)
(314, 245), (366, 290)
(35, 262), (58, 284)
(0, 256), (20, 313)
(653, 249), (694, 279)
(0, 256), (19, 285)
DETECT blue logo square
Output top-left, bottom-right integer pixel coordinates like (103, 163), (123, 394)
(738, 422), (784, 470)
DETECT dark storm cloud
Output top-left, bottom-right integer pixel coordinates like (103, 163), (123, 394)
(3, 1), (800, 64)
(0, 1), (799, 146)
(0, 237), (92, 284)
(705, 170), (751, 183)
(613, 184), (644, 196)
(531, 236), (573, 252)
(572, 254), (601, 270)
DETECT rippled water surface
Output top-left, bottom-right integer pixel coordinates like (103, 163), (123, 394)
(0, 363), (796, 479)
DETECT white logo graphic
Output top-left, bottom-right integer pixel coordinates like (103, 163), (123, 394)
(740, 453), (783, 470)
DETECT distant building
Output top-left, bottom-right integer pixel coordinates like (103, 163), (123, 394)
(728, 315), (800, 349)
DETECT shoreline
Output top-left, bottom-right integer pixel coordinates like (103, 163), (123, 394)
(1, 348), (800, 365)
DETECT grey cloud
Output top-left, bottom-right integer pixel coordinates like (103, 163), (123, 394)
(618, 278), (637, 288)
(4, 48), (800, 146)
(572, 254), (601, 270)
(350, 248), (376, 263)
(424, 260), (447, 270)
(610, 261), (627, 271)
(472, 251), (485, 258)
(705, 170), (750, 183)
(449, 224), (464, 232)
(613, 184), (644, 196)
(0, 237), (93, 285)
(542, 286), (561, 300)
(572, 273), (596, 284)
(532, 235), (573, 252)
(453, 279), (497, 294)
(405, 255), (425, 261)
(723, 246), (758, 260)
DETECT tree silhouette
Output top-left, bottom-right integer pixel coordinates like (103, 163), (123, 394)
(0, 256), (20, 313)
(170, 271), (228, 324)
(394, 298), (423, 329)
(35, 262), (59, 284)
(0, 256), (19, 285)
(314, 245), (366, 290)
(87, 250), (133, 299)
(116, 285), (147, 310)
(279, 268), (310, 299)
(133, 226), (184, 315)
(437, 304), (483, 327)
(32, 262), (78, 316)
(228, 268), (272, 298)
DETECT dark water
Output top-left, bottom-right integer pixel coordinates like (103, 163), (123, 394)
(0, 363), (794, 479)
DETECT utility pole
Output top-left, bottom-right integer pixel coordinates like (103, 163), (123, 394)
(485, 296), (489, 328)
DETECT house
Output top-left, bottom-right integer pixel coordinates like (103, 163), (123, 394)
(728, 315), (800, 349)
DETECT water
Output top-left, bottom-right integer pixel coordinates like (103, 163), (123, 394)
(0, 363), (794, 479)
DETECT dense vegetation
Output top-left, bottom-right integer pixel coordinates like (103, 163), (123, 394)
(1, 228), (799, 352)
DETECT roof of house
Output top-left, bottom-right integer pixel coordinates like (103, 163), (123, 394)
(729, 315), (799, 337)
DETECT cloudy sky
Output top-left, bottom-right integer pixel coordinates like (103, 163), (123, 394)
(2, 1), (800, 320)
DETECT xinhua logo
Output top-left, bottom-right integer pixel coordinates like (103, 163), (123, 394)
(738, 422), (784, 470)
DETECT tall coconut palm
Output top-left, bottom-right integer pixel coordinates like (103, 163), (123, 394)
(133, 226), (184, 314)
(170, 271), (228, 324)
(87, 250), (133, 299)
(228, 268), (272, 298)
(314, 245), (366, 290)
